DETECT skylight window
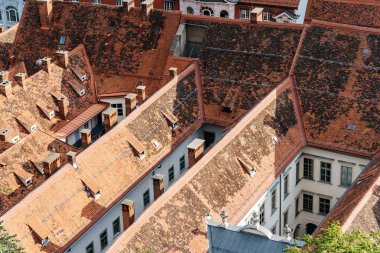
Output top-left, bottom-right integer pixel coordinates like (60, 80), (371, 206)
(363, 49), (369, 56)
(59, 35), (67, 45)
(348, 124), (355, 131)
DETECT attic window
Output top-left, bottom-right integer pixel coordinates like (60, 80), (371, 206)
(348, 124), (355, 131)
(161, 110), (179, 130)
(273, 135), (279, 144)
(363, 49), (370, 56)
(59, 35), (67, 45)
(81, 178), (101, 200)
(126, 130), (146, 160)
(221, 88), (239, 113)
(28, 221), (50, 247)
(11, 135), (19, 143)
(237, 157), (256, 177)
(14, 168), (33, 187)
(152, 139), (161, 149)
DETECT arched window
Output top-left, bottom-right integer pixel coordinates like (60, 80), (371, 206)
(201, 6), (213, 16)
(186, 7), (194, 14)
(6, 6), (18, 22)
(220, 10), (229, 18)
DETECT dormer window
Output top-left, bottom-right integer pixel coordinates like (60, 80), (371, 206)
(273, 135), (279, 144)
(222, 88), (239, 113)
(81, 178), (101, 200)
(28, 221), (50, 247)
(161, 110), (179, 130)
(59, 35), (67, 45)
(126, 130), (146, 160)
(236, 156), (257, 177)
(14, 168), (33, 187)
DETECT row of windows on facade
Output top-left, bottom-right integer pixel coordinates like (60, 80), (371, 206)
(71, 0), (123, 5)
(0, 7), (19, 22)
(85, 217), (121, 253)
(300, 158), (353, 186)
(84, 155), (186, 252)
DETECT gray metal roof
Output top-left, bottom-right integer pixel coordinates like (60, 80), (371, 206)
(208, 225), (288, 253)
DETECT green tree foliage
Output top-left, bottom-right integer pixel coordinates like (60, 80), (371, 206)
(0, 221), (23, 253)
(285, 221), (380, 253)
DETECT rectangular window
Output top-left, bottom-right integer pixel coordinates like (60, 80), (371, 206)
(341, 166), (352, 186)
(303, 194), (313, 212)
(113, 217), (121, 237)
(271, 189), (277, 213)
(168, 166), (175, 184)
(263, 11), (272, 21)
(111, 104), (123, 116)
(86, 242), (94, 253)
(319, 198), (330, 215)
(179, 155), (186, 172)
(296, 161), (300, 185)
(164, 0), (174, 10)
(259, 203), (265, 224)
(59, 35), (67, 45)
(100, 229), (108, 251)
(295, 196), (299, 217)
(116, 0), (123, 5)
(303, 158), (314, 180)
(283, 210), (288, 227)
(320, 162), (331, 183)
(143, 189), (150, 209)
(271, 225), (276, 235)
(284, 174), (289, 198)
(240, 8), (250, 20)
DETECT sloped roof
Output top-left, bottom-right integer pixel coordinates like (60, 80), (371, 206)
(293, 23), (380, 155)
(109, 79), (305, 252)
(306, 0), (380, 28)
(1, 63), (202, 252)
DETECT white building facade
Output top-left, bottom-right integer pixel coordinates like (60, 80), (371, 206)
(0, 0), (24, 29)
(238, 146), (369, 238)
(179, 0), (236, 19)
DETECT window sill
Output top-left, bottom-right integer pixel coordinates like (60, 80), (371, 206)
(302, 209), (314, 214)
(317, 212), (328, 216)
(318, 180), (332, 185)
(339, 184), (351, 188)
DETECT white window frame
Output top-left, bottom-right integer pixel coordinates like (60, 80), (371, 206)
(164, 0), (174, 11)
(240, 8), (249, 20)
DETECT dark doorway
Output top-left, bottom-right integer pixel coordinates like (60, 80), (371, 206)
(204, 131), (215, 149)
(220, 10), (229, 18)
(306, 223), (318, 235)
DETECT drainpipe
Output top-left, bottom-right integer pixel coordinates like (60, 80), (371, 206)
(279, 172), (282, 235)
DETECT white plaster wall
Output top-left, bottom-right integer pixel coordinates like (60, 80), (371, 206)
(238, 146), (369, 237)
(180, 0), (235, 19)
(0, 0), (24, 28)
(64, 124), (224, 253)
(100, 98), (126, 123)
(66, 115), (101, 145)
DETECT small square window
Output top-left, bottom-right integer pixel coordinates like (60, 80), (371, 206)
(59, 35), (67, 45)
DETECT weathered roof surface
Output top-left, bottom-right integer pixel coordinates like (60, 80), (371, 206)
(55, 103), (109, 137)
(238, 0), (300, 8)
(316, 153), (380, 234)
(294, 24), (380, 155)
(1, 63), (202, 252)
(13, 1), (181, 96)
(208, 225), (287, 253)
(307, 0), (380, 28)
(0, 130), (76, 215)
(0, 24), (19, 44)
(109, 79), (305, 252)
(190, 18), (302, 125)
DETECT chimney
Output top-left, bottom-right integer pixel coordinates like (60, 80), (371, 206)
(187, 138), (205, 167)
(38, 0), (53, 29)
(80, 129), (92, 148)
(152, 174), (164, 200)
(0, 129), (11, 143)
(55, 50), (69, 68)
(121, 199), (135, 230)
(41, 57), (52, 73)
(125, 93), (137, 114)
(220, 211), (228, 227)
(136, 85), (146, 104)
(122, 0), (135, 15)
(141, 0), (154, 20)
(66, 151), (77, 168)
(14, 73), (26, 88)
(103, 107), (118, 132)
(0, 81), (12, 98)
(169, 67), (177, 79)
(9, 55), (14, 68)
(57, 97), (69, 119)
(0, 70), (9, 82)
(42, 152), (61, 175)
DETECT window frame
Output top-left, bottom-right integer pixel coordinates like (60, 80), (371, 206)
(179, 155), (186, 173)
(168, 166), (175, 184)
(86, 242), (94, 253)
(163, 0), (174, 10)
(263, 10), (272, 21)
(239, 8), (250, 20)
(296, 161), (300, 185)
(259, 203), (265, 224)
(6, 6), (18, 22)
(340, 166), (352, 187)
(284, 174), (289, 199)
(303, 193), (313, 213)
(111, 103), (123, 116)
(319, 197), (330, 215)
(143, 189), (150, 209)
(112, 217), (121, 238)
(303, 158), (314, 180)
(99, 229), (108, 251)
(320, 161), (331, 183)
(271, 189), (277, 214)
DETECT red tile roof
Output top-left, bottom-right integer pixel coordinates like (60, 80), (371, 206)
(239, 0), (300, 8)
(55, 103), (109, 138)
